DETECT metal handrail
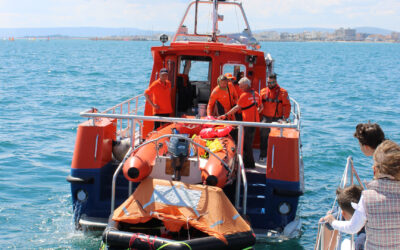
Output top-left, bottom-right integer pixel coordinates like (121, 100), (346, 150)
(238, 153), (247, 215)
(290, 97), (301, 131)
(103, 94), (145, 114)
(111, 147), (133, 213)
(315, 156), (365, 250)
(81, 112), (300, 130)
(82, 91), (301, 136)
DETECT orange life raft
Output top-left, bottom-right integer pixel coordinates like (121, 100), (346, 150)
(112, 178), (253, 243)
(122, 123), (236, 188)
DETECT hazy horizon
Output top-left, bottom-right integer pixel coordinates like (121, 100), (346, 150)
(1, 0), (399, 32)
(0, 26), (397, 38)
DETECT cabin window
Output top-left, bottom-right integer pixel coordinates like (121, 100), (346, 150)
(180, 61), (210, 82)
(223, 64), (246, 84)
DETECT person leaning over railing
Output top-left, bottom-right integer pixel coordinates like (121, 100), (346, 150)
(144, 68), (173, 130)
(354, 122), (385, 157)
(218, 77), (263, 169)
(322, 140), (400, 249)
(319, 185), (365, 250)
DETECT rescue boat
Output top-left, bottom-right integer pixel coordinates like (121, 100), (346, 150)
(67, 0), (304, 248)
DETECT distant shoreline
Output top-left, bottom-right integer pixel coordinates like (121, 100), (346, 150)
(3, 36), (399, 44)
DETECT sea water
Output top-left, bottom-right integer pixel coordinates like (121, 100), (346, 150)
(0, 40), (399, 249)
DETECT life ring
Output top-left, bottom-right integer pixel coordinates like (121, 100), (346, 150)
(215, 126), (233, 137)
(202, 116), (218, 128)
(200, 125), (233, 139)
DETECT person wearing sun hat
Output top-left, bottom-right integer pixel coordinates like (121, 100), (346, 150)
(144, 68), (173, 130)
(226, 72), (244, 120)
(219, 77), (263, 168)
(207, 74), (238, 120)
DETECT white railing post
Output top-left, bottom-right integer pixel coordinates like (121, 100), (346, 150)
(111, 147), (133, 213)
(235, 125), (244, 209)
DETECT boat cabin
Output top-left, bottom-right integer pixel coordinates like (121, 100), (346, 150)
(142, 0), (269, 137)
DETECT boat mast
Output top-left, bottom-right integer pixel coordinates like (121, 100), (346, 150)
(194, 0), (199, 35)
(211, 0), (218, 42)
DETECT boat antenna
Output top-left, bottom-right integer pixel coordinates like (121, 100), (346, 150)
(194, 0), (199, 35)
(211, 0), (218, 42)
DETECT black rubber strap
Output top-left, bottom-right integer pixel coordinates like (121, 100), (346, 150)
(241, 102), (255, 110)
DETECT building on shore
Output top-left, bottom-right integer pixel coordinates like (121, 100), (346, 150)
(253, 27), (399, 43)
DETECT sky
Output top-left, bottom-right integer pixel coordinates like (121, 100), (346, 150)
(1, 0), (399, 32)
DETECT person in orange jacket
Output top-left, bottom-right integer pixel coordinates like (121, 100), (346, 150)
(259, 73), (291, 162)
(225, 72), (243, 121)
(144, 68), (173, 130)
(219, 77), (263, 169)
(207, 74), (238, 120)
(232, 71), (244, 97)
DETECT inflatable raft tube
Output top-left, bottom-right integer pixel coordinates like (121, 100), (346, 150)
(102, 220), (256, 250)
(201, 137), (236, 188)
(123, 124), (175, 182)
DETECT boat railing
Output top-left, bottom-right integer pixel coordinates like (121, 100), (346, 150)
(80, 95), (301, 215)
(315, 156), (365, 250)
(237, 153), (248, 215)
(90, 94), (146, 140)
(290, 97), (301, 131)
(111, 147), (134, 213)
(81, 112), (301, 150)
(82, 94), (301, 139)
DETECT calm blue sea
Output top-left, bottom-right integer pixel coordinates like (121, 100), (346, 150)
(0, 40), (399, 249)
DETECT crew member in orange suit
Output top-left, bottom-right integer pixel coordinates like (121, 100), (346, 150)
(207, 74), (238, 120)
(144, 68), (173, 130)
(219, 77), (263, 169)
(233, 71), (244, 97)
(259, 73), (291, 162)
(225, 72), (243, 121)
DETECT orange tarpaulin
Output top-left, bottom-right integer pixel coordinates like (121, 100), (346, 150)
(112, 178), (252, 243)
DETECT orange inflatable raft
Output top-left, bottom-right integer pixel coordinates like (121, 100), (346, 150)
(201, 136), (236, 187)
(123, 124), (173, 182)
(122, 122), (236, 188)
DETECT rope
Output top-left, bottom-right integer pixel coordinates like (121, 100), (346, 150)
(186, 216), (191, 240)
(157, 241), (192, 250)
